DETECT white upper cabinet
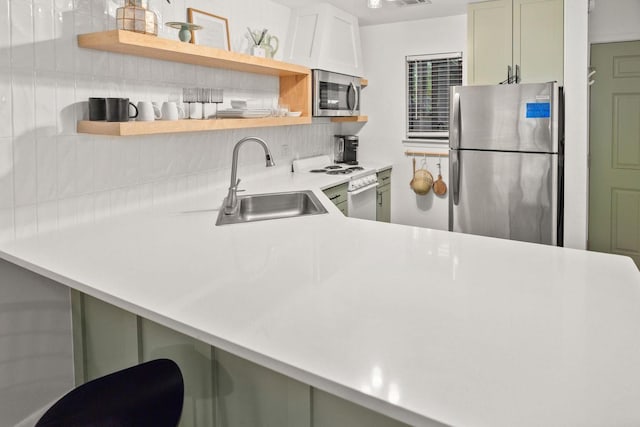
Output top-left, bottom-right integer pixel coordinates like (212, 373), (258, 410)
(467, 0), (564, 85)
(283, 3), (364, 77)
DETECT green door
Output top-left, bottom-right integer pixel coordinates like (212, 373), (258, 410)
(589, 41), (640, 269)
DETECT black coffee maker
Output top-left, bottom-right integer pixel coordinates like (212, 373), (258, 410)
(334, 135), (359, 165)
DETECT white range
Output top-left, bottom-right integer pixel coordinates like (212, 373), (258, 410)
(293, 155), (379, 220)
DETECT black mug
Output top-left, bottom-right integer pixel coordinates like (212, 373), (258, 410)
(105, 98), (138, 122)
(89, 97), (106, 121)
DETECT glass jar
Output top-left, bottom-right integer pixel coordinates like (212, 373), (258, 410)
(116, 0), (158, 36)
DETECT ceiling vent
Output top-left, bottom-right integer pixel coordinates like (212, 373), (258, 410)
(389, 0), (432, 6)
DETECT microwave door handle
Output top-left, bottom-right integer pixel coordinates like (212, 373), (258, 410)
(350, 82), (359, 114)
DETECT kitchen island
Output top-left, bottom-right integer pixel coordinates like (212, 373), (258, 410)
(1, 167), (639, 427)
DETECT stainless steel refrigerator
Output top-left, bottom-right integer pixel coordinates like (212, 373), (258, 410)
(449, 82), (563, 245)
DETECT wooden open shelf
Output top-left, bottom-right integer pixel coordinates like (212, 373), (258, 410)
(78, 116), (312, 137)
(77, 30), (312, 135)
(78, 30), (309, 76)
(331, 115), (368, 123)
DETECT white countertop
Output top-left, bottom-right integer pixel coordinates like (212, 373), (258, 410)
(1, 165), (639, 427)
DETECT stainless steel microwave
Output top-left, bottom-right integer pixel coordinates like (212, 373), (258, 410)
(312, 69), (361, 117)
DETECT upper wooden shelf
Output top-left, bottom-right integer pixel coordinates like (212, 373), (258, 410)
(78, 30), (310, 77)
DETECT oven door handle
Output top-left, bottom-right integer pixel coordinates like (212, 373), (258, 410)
(348, 182), (378, 196)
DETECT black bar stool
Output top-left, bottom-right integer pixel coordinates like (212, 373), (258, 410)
(36, 358), (184, 427)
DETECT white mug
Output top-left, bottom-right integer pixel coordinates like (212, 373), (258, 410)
(137, 101), (162, 121)
(160, 102), (185, 121)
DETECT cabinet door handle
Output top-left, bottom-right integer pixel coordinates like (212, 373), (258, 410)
(507, 65), (513, 83)
(329, 194), (341, 201)
(377, 193), (382, 206)
(515, 64), (521, 83)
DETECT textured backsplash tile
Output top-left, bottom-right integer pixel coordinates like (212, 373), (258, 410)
(34, 0), (56, 72)
(0, 0), (10, 70)
(10, 0), (35, 70)
(0, 138), (13, 210)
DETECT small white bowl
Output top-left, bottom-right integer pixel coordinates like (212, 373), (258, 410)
(286, 111), (302, 117)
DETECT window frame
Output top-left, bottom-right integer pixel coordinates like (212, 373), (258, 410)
(405, 51), (463, 141)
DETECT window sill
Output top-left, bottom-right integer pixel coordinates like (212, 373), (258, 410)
(402, 139), (449, 145)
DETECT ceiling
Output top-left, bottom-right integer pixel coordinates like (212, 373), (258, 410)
(270, 0), (484, 26)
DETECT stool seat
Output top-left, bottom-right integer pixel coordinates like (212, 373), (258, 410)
(36, 359), (184, 427)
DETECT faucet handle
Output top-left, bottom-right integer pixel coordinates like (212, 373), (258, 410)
(233, 178), (246, 192)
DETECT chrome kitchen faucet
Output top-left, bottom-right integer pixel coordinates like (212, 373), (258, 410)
(223, 136), (275, 215)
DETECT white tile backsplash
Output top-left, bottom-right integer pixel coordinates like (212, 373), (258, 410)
(15, 204), (38, 239)
(56, 76), (78, 135)
(12, 71), (36, 139)
(37, 199), (58, 233)
(0, 0), (11, 70)
(76, 137), (94, 194)
(35, 71), (58, 137)
(54, 8), (75, 73)
(10, 1), (34, 69)
(0, 138), (13, 210)
(36, 137), (58, 202)
(13, 135), (37, 206)
(56, 135), (77, 198)
(0, 0), (339, 243)
(0, 72), (12, 138)
(34, 0), (56, 72)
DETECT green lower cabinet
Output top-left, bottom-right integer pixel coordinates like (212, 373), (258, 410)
(376, 168), (392, 223)
(323, 183), (348, 216)
(336, 200), (348, 216)
(215, 348), (311, 427)
(313, 389), (410, 427)
(72, 293), (408, 427)
(140, 319), (215, 427)
(79, 293), (139, 383)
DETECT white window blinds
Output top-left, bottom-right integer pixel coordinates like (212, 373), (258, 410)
(406, 52), (462, 139)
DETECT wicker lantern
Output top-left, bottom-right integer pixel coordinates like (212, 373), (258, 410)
(116, 0), (158, 36)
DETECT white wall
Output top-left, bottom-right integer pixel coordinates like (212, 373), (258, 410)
(0, 0), (340, 243)
(563, 0), (590, 249)
(359, 14), (467, 230)
(589, 0), (640, 43)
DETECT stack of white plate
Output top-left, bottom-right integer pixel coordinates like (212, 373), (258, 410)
(217, 109), (272, 118)
(218, 99), (271, 118)
(230, 99), (264, 109)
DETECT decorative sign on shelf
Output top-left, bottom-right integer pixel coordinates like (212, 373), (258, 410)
(187, 8), (230, 51)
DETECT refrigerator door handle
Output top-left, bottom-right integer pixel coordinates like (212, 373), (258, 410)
(451, 150), (460, 205)
(450, 92), (461, 150)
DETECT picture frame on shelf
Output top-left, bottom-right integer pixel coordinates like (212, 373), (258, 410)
(187, 8), (230, 51)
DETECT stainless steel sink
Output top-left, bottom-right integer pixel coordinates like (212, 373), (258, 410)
(215, 190), (328, 225)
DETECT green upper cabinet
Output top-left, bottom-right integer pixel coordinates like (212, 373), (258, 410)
(467, 0), (564, 85)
